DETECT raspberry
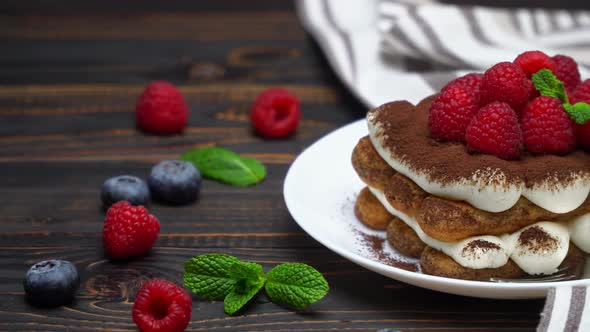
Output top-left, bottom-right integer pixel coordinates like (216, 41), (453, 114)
(480, 62), (532, 115)
(136, 81), (189, 135)
(465, 102), (522, 160)
(102, 201), (160, 259)
(521, 96), (576, 155)
(428, 85), (479, 142)
(552, 55), (581, 91)
(513, 51), (555, 78)
(441, 73), (482, 101)
(577, 123), (590, 151)
(250, 88), (300, 138)
(132, 279), (191, 332)
(573, 79), (590, 103)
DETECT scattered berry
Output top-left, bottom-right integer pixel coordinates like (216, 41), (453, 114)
(513, 51), (555, 78)
(23, 260), (79, 307)
(148, 160), (201, 205)
(251, 88), (301, 138)
(552, 55), (581, 91)
(101, 175), (150, 208)
(465, 102), (522, 160)
(441, 73), (482, 101)
(136, 81), (189, 135)
(521, 96), (576, 155)
(133, 279), (192, 332)
(577, 123), (590, 151)
(428, 85), (479, 142)
(573, 79), (590, 104)
(102, 201), (160, 259)
(480, 62), (532, 115)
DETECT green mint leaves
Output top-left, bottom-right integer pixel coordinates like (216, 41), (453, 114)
(183, 253), (329, 315)
(531, 69), (570, 103)
(265, 263), (330, 310)
(183, 253), (239, 300)
(181, 147), (266, 186)
(564, 103), (590, 125)
(532, 69), (590, 124)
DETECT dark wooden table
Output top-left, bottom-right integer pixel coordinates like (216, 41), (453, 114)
(3, 1), (579, 331)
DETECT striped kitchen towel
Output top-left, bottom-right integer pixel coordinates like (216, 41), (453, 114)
(538, 286), (590, 332)
(378, 0), (590, 70)
(296, 0), (590, 109)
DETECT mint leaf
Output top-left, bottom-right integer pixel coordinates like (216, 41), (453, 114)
(229, 261), (265, 293)
(183, 253), (239, 300)
(264, 263), (329, 310)
(564, 102), (590, 125)
(224, 277), (265, 315)
(532, 69), (569, 103)
(182, 147), (266, 186)
(224, 262), (266, 315)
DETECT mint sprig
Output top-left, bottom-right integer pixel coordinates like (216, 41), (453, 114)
(181, 147), (266, 186)
(531, 69), (590, 124)
(228, 261), (265, 294)
(531, 69), (570, 103)
(224, 276), (265, 315)
(183, 253), (329, 315)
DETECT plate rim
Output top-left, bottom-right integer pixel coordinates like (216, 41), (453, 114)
(283, 119), (590, 298)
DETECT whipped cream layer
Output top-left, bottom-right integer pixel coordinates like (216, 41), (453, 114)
(368, 112), (590, 213)
(368, 186), (590, 275)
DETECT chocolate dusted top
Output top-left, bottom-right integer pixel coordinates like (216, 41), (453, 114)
(367, 96), (590, 189)
(517, 226), (560, 254)
(461, 239), (502, 260)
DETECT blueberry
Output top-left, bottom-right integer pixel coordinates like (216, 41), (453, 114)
(23, 260), (80, 307)
(148, 160), (201, 205)
(376, 329), (402, 332)
(101, 175), (150, 208)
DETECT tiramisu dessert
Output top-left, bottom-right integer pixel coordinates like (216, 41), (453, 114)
(352, 51), (590, 280)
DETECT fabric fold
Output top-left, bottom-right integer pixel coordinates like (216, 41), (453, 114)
(379, 1), (590, 70)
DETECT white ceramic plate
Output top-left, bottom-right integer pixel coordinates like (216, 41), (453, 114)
(284, 119), (590, 299)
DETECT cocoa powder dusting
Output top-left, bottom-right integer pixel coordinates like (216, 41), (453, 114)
(518, 226), (559, 253)
(368, 97), (590, 188)
(355, 231), (417, 272)
(461, 239), (501, 259)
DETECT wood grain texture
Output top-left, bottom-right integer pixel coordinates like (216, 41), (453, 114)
(0, 1), (553, 331)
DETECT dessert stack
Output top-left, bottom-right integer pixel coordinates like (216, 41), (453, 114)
(352, 51), (590, 280)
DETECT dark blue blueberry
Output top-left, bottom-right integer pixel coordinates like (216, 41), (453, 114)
(148, 160), (201, 205)
(23, 260), (80, 307)
(101, 175), (150, 208)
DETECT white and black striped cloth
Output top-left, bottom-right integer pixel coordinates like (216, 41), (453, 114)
(297, 0), (590, 108)
(538, 286), (590, 332)
(379, 0), (590, 70)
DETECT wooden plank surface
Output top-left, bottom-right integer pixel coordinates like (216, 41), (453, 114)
(0, 1), (556, 331)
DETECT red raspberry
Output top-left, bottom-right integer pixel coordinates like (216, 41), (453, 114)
(573, 80), (590, 103)
(480, 62), (532, 115)
(521, 96), (576, 155)
(552, 55), (581, 91)
(250, 88), (300, 138)
(428, 85), (479, 142)
(577, 123), (590, 151)
(133, 279), (191, 332)
(102, 201), (160, 259)
(513, 51), (555, 78)
(442, 73), (482, 102)
(465, 102), (522, 160)
(136, 81), (189, 135)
